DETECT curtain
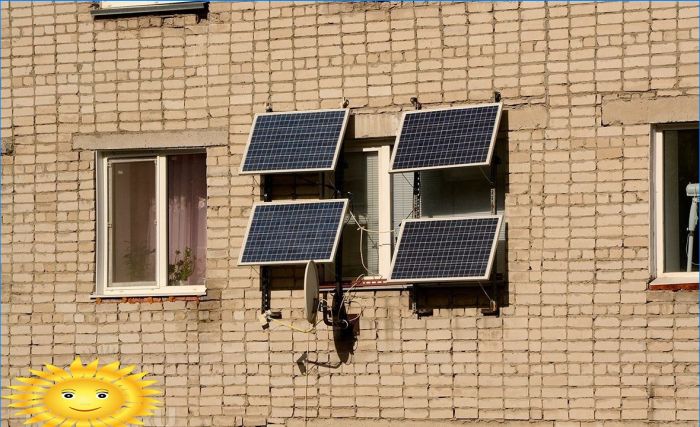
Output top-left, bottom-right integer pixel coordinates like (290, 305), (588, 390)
(168, 153), (207, 285)
(111, 159), (157, 286)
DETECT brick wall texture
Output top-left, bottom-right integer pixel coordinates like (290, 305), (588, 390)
(1, 1), (699, 426)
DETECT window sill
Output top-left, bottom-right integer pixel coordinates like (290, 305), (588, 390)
(91, 286), (206, 299)
(648, 277), (699, 291)
(318, 277), (506, 292)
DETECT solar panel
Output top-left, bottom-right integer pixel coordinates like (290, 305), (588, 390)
(389, 215), (503, 282)
(240, 109), (350, 174)
(389, 103), (502, 173)
(238, 199), (348, 265)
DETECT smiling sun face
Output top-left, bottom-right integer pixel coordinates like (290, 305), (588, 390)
(43, 377), (126, 421)
(4, 357), (160, 427)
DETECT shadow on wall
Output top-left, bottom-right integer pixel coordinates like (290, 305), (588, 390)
(264, 110), (512, 352)
(410, 109), (511, 315)
(296, 297), (359, 374)
(409, 274), (510, 315)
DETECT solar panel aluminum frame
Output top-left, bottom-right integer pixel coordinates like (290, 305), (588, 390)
(388, 102), (503, 173)
(388, 214), (504, 283)
(238, 199), (349, 266)
(238, 108), (351, 175)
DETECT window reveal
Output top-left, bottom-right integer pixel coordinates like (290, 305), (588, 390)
(97, 152), (207, 297)
(660, 128), (699, 274)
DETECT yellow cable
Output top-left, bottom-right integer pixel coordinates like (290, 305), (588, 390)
(267, 318), (315, 334)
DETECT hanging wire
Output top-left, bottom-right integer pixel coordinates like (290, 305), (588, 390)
(347, 208), (414, 235)
(304, 331), (310, 426)
(478, 281), (496, 306)
(267, 317), (315, 333)
(400, 173), (415, 190)
(296, 174), (342, 195)
(478, 166), (495, 186)
(344, 206), (417, 281)
(264, 299), (325, 333)
(340, 274), (368, 319)
(358, 228), (375, 276)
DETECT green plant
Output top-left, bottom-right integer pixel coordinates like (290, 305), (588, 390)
(123, 243), (155, 280)
(168, 247), (194, 282)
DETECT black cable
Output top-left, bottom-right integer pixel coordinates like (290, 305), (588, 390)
(295, 175), (347, 196)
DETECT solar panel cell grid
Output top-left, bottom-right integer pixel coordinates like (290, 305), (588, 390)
(240, 109), (349, 174)
(390, 103), (501, 172)
(389, 216), (502, 282)
(239, 200), (348, 265)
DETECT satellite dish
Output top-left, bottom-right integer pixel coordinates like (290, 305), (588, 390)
(304, 261), (320, 324)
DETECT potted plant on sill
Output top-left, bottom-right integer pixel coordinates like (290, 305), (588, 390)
(168, 247), (194, 286)
(123, 243), (155, 281)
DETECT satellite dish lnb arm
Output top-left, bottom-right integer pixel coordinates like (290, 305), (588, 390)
(321, 299), (333, 326)
(320, 299), (349, 329)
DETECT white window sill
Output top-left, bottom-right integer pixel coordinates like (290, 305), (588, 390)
(650, 276), (699, 285)
(91, 286), (206, 299)
(648, 276), (698, 291)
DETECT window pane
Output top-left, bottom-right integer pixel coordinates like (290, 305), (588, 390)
(420, 166), (506, 275)
(422, 168), (495, 216)
(392, 172), (414, 233)
(110, 160), (157, 286)
(168, 153), (207, 286)
(663, 129), (699, 273)
(342, 152), (379, 278)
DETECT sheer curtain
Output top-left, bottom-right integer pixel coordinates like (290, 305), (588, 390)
(111, 159), (157, 286)
(168, 153), (207, 285)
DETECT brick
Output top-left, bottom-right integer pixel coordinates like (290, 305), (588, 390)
(1, 3), (698, 427)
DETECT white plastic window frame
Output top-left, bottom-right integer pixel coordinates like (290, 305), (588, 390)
(341, 145), (393, 280)
(92, 1), (207, 18)
(94, 151), (207, 298)
(650, 123), (699, 285)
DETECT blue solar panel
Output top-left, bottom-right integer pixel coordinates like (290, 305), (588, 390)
(239, 200), (348, 265)
(240, 109), (349, 174)
(390, 103), (502, 172)
(389, 216), (502, 282)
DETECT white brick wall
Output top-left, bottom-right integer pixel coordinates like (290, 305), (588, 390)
(1, 1), (698, 425)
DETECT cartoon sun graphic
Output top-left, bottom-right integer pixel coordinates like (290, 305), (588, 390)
(4, 357), (160, 426)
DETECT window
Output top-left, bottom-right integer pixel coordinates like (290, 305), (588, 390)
(238, 106), (507, 290)
(418, 165), (506, 276)
(652, 125), (699, 282)
(95, 152), (207, 297)
(100, 1), (190, 7)
(339, 146), (393, 279)
(332, 141), (506, 284)
(91, 1), (208, 17)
